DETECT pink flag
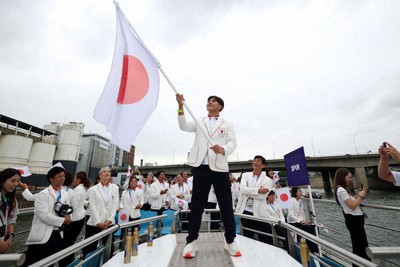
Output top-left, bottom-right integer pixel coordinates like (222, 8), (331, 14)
(276, 187), (293, 209)
(93, 3), (160, 151)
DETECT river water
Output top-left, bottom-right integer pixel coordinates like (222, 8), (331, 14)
(9, 190), (400, 265)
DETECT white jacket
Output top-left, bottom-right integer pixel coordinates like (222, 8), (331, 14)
(258, 200), (285, 225)
(86, 183), (119, 226)
(150, 179), (170, 210)
(235, 172), (274, 216)
(178, 115), (236, 172)
(26, 186), (70, 245)
(120, 188), (144, 219)
(169, 183), (191, 210)
(72, 184), (87, 221)
(287, 197), (306, 223)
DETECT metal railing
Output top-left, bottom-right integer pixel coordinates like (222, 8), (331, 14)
(171, 209), (223, 234)
(234, 212), (377, 267)
(304, 198), (400, 266)
(27, 214), (167, 267)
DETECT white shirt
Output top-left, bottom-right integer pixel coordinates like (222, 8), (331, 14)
(201, 116), (218, 165)
(244, 174), (261, 213)
(336, 187), (363, 216)
(392, 171), (400, 186)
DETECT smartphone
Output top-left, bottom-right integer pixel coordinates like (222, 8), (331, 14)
(360, 183), (363, 190)
(382, 142), (387, 148)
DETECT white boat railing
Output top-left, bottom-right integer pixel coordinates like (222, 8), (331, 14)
(0, 253), (26, 267)
(26, 214), (167, 267)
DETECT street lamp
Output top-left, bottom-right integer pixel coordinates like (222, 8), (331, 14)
(353, 135), (359, 155)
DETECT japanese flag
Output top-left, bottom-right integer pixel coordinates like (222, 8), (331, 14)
(13, 166), (32, 177)
(276, 187), (293, 209)
(118, 209), (130, 224)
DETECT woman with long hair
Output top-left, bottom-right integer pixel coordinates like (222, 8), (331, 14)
(0, 168), (21, 254)
(333, 168), (369, 266)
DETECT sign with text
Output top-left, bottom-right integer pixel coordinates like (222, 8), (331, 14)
(284, 146), (310, 186)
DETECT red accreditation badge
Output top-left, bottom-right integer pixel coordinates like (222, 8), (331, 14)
(218, 129), (226, 138)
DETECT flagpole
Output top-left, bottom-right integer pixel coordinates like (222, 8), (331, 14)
(114, 1), (214, 145)
(307, 185), (322, 256)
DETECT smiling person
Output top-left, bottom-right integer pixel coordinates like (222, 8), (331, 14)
(334, 168), (370, 266)
(176, 94), (241, 258)
(24, 164), (72, 267)
(0, 168), (21, 254)
(83, 166), (119, 258)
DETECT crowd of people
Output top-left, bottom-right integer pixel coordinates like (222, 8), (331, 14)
(0, 93), (399, 266)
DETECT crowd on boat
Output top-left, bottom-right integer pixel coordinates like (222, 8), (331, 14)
(1, 134), (400, 266)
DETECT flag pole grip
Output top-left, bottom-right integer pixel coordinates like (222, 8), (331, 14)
(158, 66), (215, 146)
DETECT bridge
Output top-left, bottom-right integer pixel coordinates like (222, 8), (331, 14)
(114, 153), (400, 191)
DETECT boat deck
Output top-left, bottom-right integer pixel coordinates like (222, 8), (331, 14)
(102, 233), (301, 267)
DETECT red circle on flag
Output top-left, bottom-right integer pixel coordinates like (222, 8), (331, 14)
(137, 184), (142, 189)
(120, 213), (128, 221)
(117, 55), (149, 104)
(18, 169), (24, 175)
(280, 193), (289, 202)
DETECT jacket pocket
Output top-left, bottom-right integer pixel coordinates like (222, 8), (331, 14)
(187, 147), (199, 164)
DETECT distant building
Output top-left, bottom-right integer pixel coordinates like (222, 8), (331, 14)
(0, 114), (84, 186)
(76, 133), (135, 183)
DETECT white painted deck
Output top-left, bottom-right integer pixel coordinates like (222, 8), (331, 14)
(102, 233), (301, 267)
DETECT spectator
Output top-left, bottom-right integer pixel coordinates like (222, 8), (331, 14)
(334, 168), (370, 266)
(0, 168), (21, 254)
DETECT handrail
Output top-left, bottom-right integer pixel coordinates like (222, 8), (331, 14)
(366, 247), (400, 259)
(235, 213), (377, 267)
(0, 253), (26, 267)
(28, 214), (167, 267)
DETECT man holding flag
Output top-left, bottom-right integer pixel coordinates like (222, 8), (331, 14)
(176, 94), (241, 258)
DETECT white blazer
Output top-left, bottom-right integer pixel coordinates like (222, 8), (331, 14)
(178, 115), (236, 172)
(287, 197), (306, 223)
(150, 179), (170, 210)
(235, 172), (274, 216)
(22, 189), (36, 202)
(72, 184), (87, 221)
(120, 188), (144, 219)
(258, 201), (285, 225)
(86, 183), (119, 227)
(169, 183), (191, 210)
(26, 186), (70, 245)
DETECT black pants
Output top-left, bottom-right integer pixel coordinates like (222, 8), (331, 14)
(82, 224), (114, 259)
(289, 222), (319, 253)
(186, 165), (236, 244)
(205, 202), (221, 230)
(61, 218), (85, 266)
(344, 214), (370, 266)
(151, 207), (166, 228)
(241, 210), (273, 244)
(274, 225), (289, 253)
(24, 230), (66, 267)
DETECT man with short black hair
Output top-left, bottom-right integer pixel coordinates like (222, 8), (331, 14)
(176, 94), (241, 258)
(235, 155), (274, 244)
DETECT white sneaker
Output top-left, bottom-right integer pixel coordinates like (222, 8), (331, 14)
(224, 239), (242, 257)
(183, 240), (198, 258)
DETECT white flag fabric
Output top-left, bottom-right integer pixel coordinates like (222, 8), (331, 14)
(13, 166), (32, 177)
(118, 209), (130, 224)
(276, 187), (293, 209)
(127, 165), (132, 177)
(93, 2), (160, 151)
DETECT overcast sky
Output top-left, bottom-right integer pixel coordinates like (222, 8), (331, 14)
(1, 0), (400, 166)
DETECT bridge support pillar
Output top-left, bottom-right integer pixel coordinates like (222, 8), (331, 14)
(321, 171), (332, 192)
(354, 167), (368, 189)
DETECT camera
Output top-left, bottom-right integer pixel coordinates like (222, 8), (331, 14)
(54, 202), (73, 217)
